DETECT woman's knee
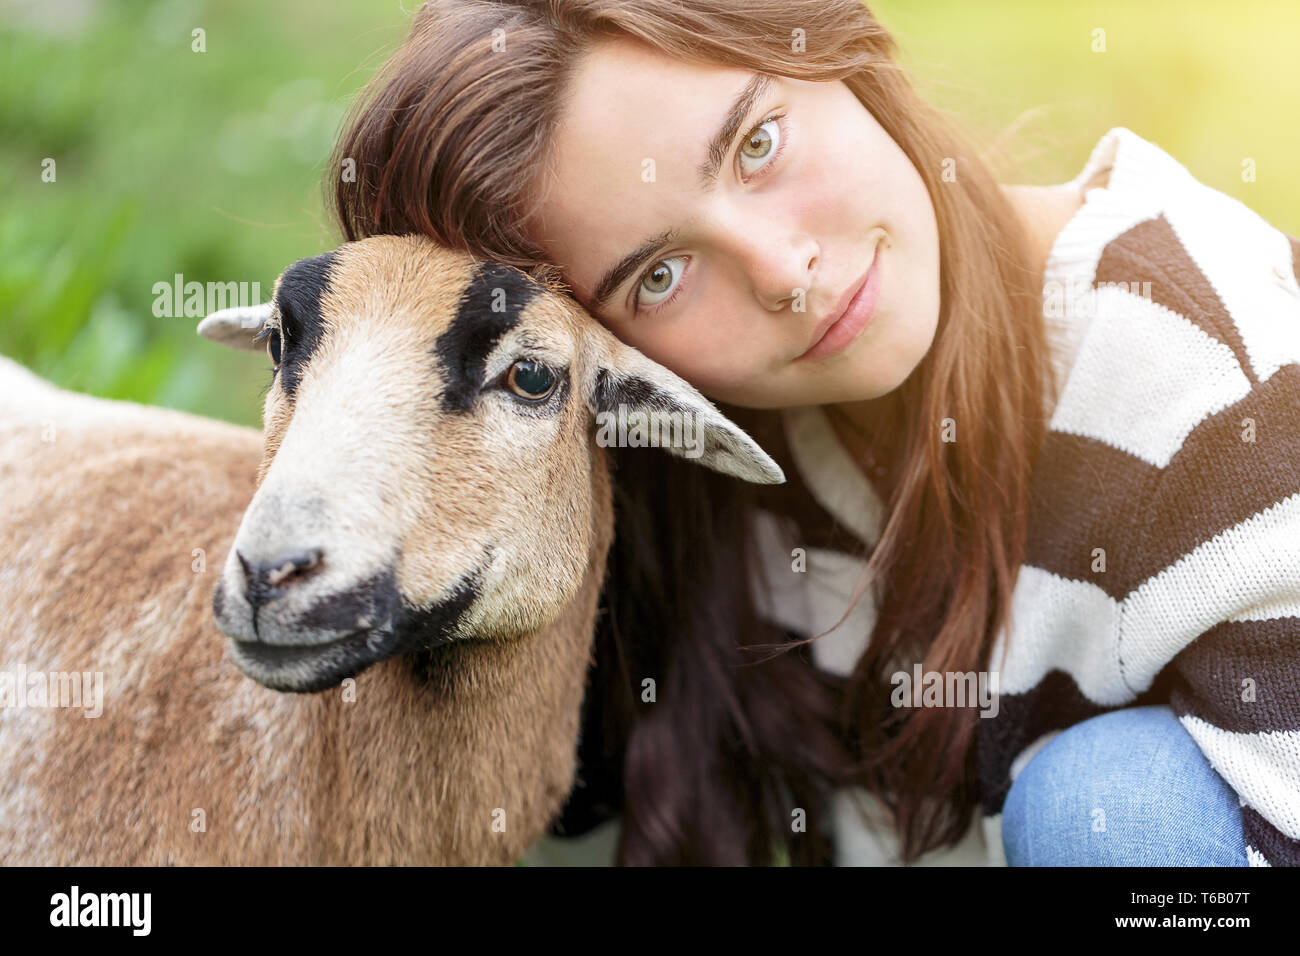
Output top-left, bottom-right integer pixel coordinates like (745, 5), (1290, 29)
(1001, 705), (1247, 866)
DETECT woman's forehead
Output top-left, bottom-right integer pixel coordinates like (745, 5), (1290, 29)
(533, 41), (767, 301)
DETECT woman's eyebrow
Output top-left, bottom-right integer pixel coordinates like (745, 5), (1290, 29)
(589, 71), (775, 312)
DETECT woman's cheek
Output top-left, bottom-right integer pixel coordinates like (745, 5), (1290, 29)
(689, 346), (774, 403)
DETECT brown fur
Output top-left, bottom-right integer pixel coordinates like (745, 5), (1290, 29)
(0, 240), (614, 864)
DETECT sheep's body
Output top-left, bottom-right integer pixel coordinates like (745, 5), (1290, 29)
(0, 355), (611, 864)
(0, 234), (782, 866)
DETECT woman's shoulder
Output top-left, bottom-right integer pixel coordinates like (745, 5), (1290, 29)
(1039, 127), (1300, 428)
(1022, 129), (1300, 634)
(1043, 126), (1299, 310)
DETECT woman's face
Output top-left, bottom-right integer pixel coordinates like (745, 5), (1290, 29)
(525, 36), (941, 409)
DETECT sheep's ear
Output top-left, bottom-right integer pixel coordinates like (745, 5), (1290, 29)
(583, 325), (785, 485)
(197, 303), (273, 351)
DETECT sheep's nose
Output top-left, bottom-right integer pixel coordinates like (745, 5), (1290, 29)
(238, 548), (324, 610)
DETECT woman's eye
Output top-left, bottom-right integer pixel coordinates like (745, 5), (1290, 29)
(636, 256), (686, 309)
(738, 116), (782, 178)
(505, 359), (557, 402)
(628, 114), (785, 315)
(267, 329), (283, 368)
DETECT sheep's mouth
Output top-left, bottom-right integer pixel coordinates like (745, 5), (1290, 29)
(229, 624), (404, 694)
(227, 563), (486, 693)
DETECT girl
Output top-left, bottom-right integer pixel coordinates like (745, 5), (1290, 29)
(328, 0), (1300, 866)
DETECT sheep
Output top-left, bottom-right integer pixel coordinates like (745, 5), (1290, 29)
(0, 233), (784, 865)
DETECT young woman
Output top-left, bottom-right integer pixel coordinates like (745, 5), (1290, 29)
(328, 0), (1300, 866)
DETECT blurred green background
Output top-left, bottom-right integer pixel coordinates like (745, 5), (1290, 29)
(3, 0), (1297, 428)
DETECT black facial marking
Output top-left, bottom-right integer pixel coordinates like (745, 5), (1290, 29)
(396, 561), (485, 664)
(591, 369), (688, 415)
(294, 567), (400, 633)
(274, 250), (338, 399)
(592, 370), (739, 465)
(235, 557), (487, 695)
(433, 262), (542, 412)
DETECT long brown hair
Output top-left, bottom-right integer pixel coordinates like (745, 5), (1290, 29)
(328, 0), (1055, 864)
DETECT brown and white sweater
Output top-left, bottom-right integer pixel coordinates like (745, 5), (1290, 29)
(749, 127), (1300, 866)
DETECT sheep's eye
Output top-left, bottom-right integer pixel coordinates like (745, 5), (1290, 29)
(505, 359), (556, 401)
(252, 323), (283, 370)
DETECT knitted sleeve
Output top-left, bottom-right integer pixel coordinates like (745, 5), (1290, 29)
(1135, 353), (1300, 866)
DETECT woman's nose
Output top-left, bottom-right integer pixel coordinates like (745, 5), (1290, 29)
(758, 242), (820, 311)
(723, 228), (820, 311)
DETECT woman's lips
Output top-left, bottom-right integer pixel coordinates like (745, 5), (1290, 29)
(796, 240), (884, 362)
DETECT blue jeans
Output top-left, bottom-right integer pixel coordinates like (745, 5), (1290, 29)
(1002, 704), (1248, 866)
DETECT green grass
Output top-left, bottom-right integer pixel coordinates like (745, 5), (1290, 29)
(871, 0), (1300, 227)
(0, 0), (412, 425)
(2, 0), (1296, 427)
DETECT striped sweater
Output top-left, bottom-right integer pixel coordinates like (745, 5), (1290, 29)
(748, 127), (1300, 866)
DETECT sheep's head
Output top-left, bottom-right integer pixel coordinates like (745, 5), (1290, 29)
(199, 234), (783, 693)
